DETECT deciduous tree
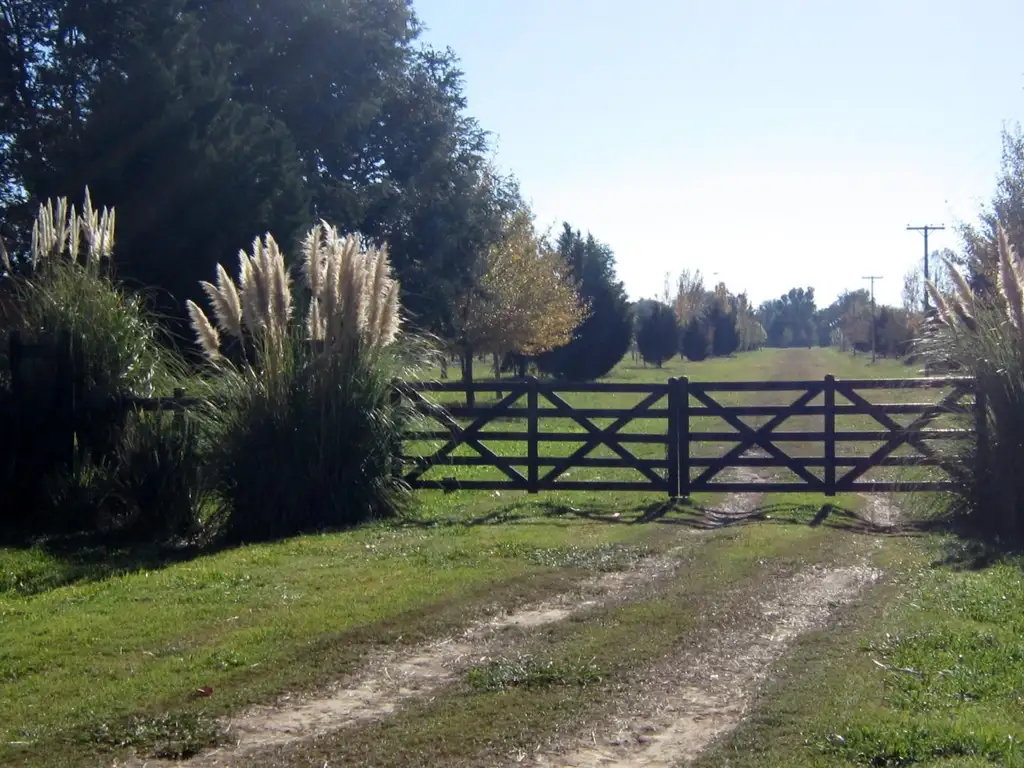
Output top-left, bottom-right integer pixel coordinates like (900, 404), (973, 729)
(456, 207), (586, 380)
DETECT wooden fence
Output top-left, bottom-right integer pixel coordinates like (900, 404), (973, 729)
(3, 329), (979, 501)
(397, 375), (978, 498)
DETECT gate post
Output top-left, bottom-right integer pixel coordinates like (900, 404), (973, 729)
(680, 377), (690, 498)
(973, 382), (990, 527)
(667, 378), (679, 498)
(668, 377), (690, 499)
(527, 376), (539, 494)
(824, 374), (836, 497)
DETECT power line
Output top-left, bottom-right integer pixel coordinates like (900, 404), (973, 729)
(863, 275), (882, 363)
(907, 224), (945, 312)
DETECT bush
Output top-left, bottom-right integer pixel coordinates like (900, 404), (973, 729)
(1, 192), (190, 539)
(680, 316), (710, 362)
(21, 408), (210, 543)
(635, 302), (678, 367)
(188, 223), (422, 542)
(918, 226), (1024, 543)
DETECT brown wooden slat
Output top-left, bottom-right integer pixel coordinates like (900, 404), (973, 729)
(690, 380), (827, 392)
(408, 479), (667, 492)
(402, 456), (669, 469)
(689, 429), (970, 442)
(835, 377), (972, 389)
(404, 430), (669, 443)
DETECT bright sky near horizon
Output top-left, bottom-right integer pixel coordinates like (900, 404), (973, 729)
(415, 0), (1024, 308)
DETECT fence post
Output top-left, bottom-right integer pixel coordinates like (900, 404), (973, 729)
(679, 377), (690, 499)
(974, 382), (990, 527)
(527, 376), (539, 494)
(667, 378), (679, 499)
(824, 374), (836, 497)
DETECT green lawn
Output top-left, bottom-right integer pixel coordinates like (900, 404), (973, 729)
(693, 538), (1024, 768)
(0, 347), (993, 767)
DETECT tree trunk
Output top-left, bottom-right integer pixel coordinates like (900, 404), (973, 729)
(439, 354), (448, 379)
(461, 350), (474, 408)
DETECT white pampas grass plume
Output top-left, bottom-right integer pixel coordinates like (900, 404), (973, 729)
(187, 300), (222, 360)
(302, 221), (326, 300)
(997, 224), (1024, 330)
(926, 281), (953, 327)
(377, 280), (401, 346)
(269, 236), (292, 335)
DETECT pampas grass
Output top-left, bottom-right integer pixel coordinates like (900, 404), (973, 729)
(920, 223), (1024, 543)
(188, 221), (422, 543)
(188, 223), (401, 364)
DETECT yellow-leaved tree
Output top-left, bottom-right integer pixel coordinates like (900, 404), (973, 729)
(457, 206), (587, 383)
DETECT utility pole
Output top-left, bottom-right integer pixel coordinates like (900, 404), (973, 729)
(907, 224), (945, 312)
(863, 275), (882, 363)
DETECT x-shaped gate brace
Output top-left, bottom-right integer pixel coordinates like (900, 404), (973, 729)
(536, 389), (668, 488)
(834, 382), (972, 489)
(399, 384), (529, 488)
(688, 385), (826, 491)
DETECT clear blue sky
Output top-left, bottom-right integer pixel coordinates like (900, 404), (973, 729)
(415, 0), (1024, 308)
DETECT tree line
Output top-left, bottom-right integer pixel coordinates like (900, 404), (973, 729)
(0, 0), (633, 385)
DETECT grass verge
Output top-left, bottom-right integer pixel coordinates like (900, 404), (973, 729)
(693, 536), (1024, 768)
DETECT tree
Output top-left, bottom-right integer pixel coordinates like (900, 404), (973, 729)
(961, 125), (1024, 294)
(635, 302), (678, 367)
(536, 224), (632, 380)
(33, 11), (310, 337)
(708, 303), (740, 356)
(680, 316), (710, 361)
(456, 206), (586, 379)
(0, 0), (514, 342)
(757, 287), (817, 347)
(903, 250), (957, 312)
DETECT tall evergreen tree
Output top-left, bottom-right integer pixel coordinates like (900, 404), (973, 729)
(536, 224), (632, 380)
(680, 316), (711, 362)
(708, 303), (740, 357)
(635, 302), (678, 367)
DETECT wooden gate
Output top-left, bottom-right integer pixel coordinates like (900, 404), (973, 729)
(397, 375), (977, 497)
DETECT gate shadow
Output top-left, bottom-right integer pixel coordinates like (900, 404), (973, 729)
(399, 498), (942, 535)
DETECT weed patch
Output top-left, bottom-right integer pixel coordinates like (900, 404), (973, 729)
(78, 710), (224, 759)
(467, 653), (603, 691)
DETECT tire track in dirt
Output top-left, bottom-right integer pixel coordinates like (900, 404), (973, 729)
(130, 548), (689, 767)
(122, 483), (771, 768)
(522, 563), (879, 768)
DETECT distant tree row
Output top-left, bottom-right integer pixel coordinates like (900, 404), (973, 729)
(630, 272), (767, 367)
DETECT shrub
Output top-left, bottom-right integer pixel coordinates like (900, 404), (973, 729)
(635, 302), (678, 367)
(188, 223), (422, 542)
(918, 225), (1024, 543)
(680, 316), (710, 362)
(1, 192), (191, 538)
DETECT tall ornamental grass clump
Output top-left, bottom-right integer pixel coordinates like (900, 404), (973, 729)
(918, 225), (1024, 544)
(188, 221), (422, 543)
(1, 191), (205, 541)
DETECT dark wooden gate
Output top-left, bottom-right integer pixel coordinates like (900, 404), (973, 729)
(398, 375), (976, 497)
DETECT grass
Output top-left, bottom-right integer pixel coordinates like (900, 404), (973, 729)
(693, 537), (1024, 767)
(0, 347), (972, 766)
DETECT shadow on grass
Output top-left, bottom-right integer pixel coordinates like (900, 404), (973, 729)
(396, 495), (952, 536)
(0, 530), (205, 597)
